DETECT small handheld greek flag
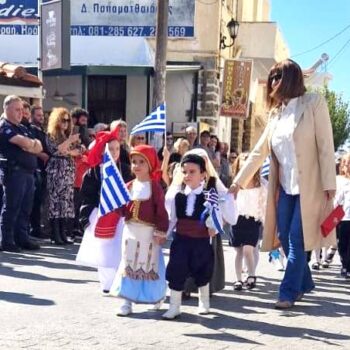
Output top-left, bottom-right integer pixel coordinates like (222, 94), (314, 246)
(98, 147), (131, 217)
(200, 188), (225, 235)
(261, 156), (270, 179)
(130, 103), (166, 135)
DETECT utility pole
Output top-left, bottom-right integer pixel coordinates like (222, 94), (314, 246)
(152, 0), (169, 109)
(37, 0), (43, 105)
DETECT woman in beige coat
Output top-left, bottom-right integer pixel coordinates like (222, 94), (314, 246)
(230, 59), (336, 309)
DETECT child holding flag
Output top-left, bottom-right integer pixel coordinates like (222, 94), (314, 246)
(111, 145), (169, 316)
(76, 126), (126, 295)
(163, 149), (237, 319)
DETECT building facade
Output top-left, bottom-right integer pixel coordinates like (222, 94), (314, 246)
(0, 0), (289, 149)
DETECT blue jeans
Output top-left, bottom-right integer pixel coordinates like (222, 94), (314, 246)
(277, 187), (315, 302)
(1, 169), (35, 246)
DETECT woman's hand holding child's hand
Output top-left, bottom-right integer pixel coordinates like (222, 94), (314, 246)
(208, 228), (217, 237)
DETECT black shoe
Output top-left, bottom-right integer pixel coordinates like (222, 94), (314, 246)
(2, 243), (22, 253)
(59, 218), (74, 245)
(50, 218), (64, 245)
(19, 240), (41, 250)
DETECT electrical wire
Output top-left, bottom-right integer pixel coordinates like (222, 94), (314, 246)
(291, 23), (350, 58)
(328, 37), (350, 68)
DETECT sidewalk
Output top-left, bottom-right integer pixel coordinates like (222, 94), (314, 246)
(0, 240), (349, 350)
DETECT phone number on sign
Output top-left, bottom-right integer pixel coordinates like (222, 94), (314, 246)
(70, 25), (193, 37)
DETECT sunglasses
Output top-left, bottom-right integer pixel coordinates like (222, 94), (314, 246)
(136, 136), (145, 140)
(62, 118), (70, 123)
(270, 73), (282, 82)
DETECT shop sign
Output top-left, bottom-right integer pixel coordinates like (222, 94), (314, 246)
(220, 59), (253, 119)
(0, 0), (195, 37)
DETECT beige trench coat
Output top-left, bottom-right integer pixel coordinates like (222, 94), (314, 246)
(234, 93), (337, 252)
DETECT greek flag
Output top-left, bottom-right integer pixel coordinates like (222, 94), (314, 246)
(98, 147), (131, 217)
(130, 103), (166, 135)
(260, 156), (270, 179)
(200, 188), (225, 235)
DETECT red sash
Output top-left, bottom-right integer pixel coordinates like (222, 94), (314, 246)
(95, 211), (121, 239)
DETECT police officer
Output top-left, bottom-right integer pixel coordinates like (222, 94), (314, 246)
(26, 105), (50, 238)
(0, 95), (43, 252)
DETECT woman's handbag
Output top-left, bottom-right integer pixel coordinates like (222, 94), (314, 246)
(320, 205), (345, 237)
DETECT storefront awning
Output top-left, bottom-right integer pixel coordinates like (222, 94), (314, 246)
(0, 84), (43, 98)
(1, 35), (155, 67)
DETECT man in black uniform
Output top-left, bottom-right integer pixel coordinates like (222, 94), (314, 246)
(0, 95), (43, 252)
(27, 105), (50, 238)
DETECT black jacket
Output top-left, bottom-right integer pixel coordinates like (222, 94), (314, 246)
(79, 166), (100, 230)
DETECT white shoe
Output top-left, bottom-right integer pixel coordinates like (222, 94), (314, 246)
(162, 290), (182, 320)
(198, 284), (210, 315)
(117, 300), (132, 317)
(152, 297), (165, 310)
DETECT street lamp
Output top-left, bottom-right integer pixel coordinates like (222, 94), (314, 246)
(220, 18), (239, 50)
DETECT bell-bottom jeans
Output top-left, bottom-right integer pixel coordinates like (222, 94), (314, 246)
(277, 187), (315, 302)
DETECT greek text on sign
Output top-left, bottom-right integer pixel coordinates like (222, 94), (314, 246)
(0, 0), (195, 37)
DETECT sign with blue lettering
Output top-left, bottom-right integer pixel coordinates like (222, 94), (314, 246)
(0, 0), (195, 37)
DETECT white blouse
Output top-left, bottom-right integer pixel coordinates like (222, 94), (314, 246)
(165, 184), (238, 236)
(335, 176), (350, 221)
(130, 179), (151, 200)
(236, 185), (267, 223)
(271, 97), (300, 195)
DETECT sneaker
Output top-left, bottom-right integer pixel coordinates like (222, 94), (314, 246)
(325, 249), (336, 263)
(322, 261), (330, 268)
(275, 300), (294, 309)
(311, 262), (320, 270)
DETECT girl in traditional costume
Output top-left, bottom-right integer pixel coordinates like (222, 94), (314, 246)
(163, 149), (237, 319)
(76, 126), (124, 294)
(111, 145), (169, 316)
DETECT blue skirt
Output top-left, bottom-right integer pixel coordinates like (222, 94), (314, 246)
(112, 250), (166, 304)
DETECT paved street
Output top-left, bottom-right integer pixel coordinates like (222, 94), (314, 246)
(1, 239), (350, 350)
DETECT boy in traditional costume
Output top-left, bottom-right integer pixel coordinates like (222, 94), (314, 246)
(163, 151), (237, 319)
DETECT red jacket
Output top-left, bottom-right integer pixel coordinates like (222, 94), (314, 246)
(74, 152), (90, 189)
(124, 180), (169, 233)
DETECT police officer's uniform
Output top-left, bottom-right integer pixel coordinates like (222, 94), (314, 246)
(23, 120), (49, 238)
(0, 118), (38, 251)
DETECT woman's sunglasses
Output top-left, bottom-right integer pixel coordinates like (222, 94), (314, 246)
(61, 118), (70, 123)
(136, 136), (145, 141)
(270, 73), (282, 83)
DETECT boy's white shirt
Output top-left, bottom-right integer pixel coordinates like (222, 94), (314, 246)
(165, 183), (238, 238)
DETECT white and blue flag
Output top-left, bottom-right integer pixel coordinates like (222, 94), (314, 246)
(130, 103), (166, 135)
(98, 147), (131, 217)
(260, 156), (270, 179)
